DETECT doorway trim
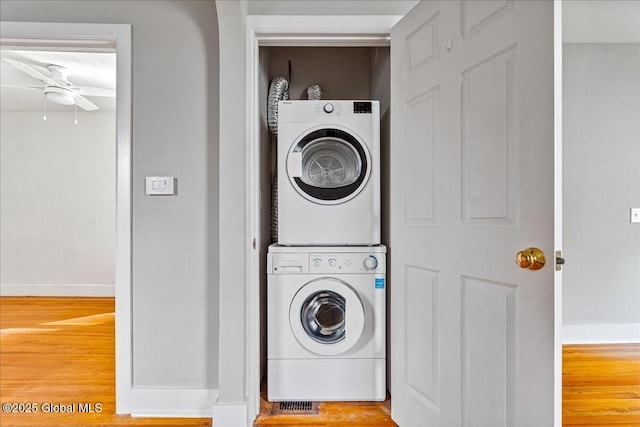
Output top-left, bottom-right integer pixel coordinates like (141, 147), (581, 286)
(244, 15), (401, 424)
(0, 22), (133, 413)
(553, 0), (564, 424)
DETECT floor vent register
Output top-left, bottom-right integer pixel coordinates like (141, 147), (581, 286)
(270, 401), (320, 415)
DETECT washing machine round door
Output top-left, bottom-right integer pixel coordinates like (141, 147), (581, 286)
(286, 127), (371, 205)
(289, 278), (365, 356)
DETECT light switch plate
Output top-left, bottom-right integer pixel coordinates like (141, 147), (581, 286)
(631, 208), (640, 223)
(145, 177), (176, 195)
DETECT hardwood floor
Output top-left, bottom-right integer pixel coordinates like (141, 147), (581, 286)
(563, 343), (640, 426)
(2, 297), (639, 426)
(0, 297), (210, 426)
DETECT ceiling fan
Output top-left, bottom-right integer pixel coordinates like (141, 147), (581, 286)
(2, 58), (115, 111)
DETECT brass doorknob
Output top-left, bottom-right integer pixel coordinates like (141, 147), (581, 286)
(515, 247), (546, 270)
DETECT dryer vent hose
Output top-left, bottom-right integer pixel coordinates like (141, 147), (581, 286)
(306, 84), (323, 100)
(267, 76), (290, 135)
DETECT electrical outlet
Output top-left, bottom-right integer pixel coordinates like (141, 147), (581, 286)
(631, 208), (640, 224)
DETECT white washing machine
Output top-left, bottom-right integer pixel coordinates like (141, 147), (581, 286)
(277, 100), (380, 246)
(267, 244), (386, 402)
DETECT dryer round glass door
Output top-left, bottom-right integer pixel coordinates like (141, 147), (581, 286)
(289, 277), (365, 356)
(286, 127), (371, 205)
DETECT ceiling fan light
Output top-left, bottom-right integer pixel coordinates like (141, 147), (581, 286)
(45, 87), (75, 106)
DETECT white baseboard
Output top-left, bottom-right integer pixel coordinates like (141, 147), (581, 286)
(212, 400), (249, 427)
(563, 323), (640, 344)
(0, 284), (115, 297)
(130, 387), (217, 418)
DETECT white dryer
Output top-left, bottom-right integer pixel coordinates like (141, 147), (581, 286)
(267, 244), (386, 402)
(277, 100), (380, 246)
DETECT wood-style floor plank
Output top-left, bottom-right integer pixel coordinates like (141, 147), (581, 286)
(563, 343), (640, 426)
(0, 297), (210, 426)
(3, 297), (639, 426)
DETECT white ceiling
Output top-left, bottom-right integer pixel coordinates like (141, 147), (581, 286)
(0, 49), (116, 113)
(247, 0), (420, 15)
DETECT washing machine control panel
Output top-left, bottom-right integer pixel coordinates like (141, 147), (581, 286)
(363, 255), (378, 270)
(308, 253), (385, 274)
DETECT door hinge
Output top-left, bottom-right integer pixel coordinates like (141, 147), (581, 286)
(555, 250), (565, 271)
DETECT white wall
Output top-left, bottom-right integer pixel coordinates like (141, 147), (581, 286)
(563, 43), (640, 343)
(1, 0), (220, 414)
(213, 0), (246, 416)
(1, 112), (115, 296)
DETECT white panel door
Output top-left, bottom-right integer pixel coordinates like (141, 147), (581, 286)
(390, 1), (554, 426)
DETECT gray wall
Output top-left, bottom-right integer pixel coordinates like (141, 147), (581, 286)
(563, 43), (640, 340)
(1, 0), (220, 388)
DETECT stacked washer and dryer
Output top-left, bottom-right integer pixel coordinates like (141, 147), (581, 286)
(268, 100), (386, 402)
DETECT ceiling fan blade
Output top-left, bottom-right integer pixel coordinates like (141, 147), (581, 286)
(74, 94), (99, 111)
(3, 58), (58, 86)
(76, 86), (115, 98)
